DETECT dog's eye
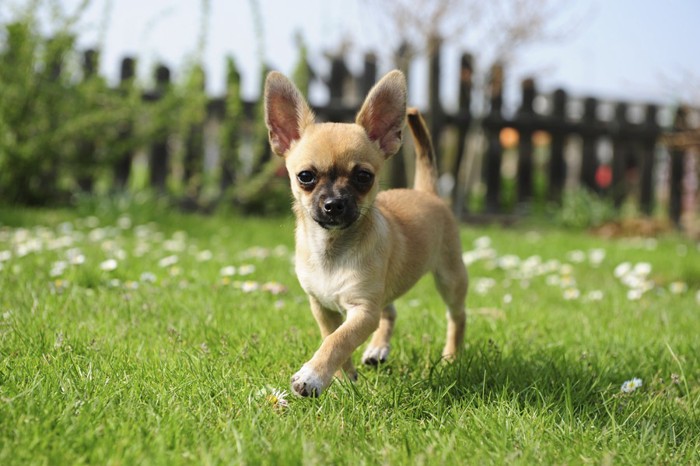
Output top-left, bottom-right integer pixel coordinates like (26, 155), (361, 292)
(354, 170), (374, 185)
(297, 171), (316, 186)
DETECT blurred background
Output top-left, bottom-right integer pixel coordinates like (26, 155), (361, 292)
(1, 0), (698, 231)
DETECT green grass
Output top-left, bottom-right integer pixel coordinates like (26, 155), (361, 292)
(1, 199), (699, 465)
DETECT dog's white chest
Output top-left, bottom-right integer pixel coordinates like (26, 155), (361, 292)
(296, 259), (356, 315)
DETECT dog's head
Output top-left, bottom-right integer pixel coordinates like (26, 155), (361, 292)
(264, 70), (407, 230)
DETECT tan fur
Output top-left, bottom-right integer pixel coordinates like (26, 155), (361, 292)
(264, 70), (468, 397)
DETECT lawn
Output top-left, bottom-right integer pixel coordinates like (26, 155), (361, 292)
(1, 199), (698, 465)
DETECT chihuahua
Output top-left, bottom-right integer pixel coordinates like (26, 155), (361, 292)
(264, 70), (468, 397)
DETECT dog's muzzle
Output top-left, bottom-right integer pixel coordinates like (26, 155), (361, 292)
(313, 196), (359, 230)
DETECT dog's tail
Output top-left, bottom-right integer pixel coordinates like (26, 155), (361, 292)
(406, 107), (438, 194)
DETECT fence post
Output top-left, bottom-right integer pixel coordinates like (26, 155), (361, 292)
(113, 56), (136, 190)
(327, 54), (349, 121)
(610, 102), (629, 208)
(580, 97), (599, 192)
(669, 106), (687, 226)
(220, 57), (242, 195)
(427, 35), (444, 160)
(76, 49), (99, 193)
(389, 42), (411, 189)
(149, 64), (171, 193)
(183, 66), (206, 197)
(639, 104), (658, 215)
(360, 52), (377, 97)
(516, 78), (536, 206)
(452, 52), (473, 215)
(484, 64), (504, 213)
(548, 89), (567, 202)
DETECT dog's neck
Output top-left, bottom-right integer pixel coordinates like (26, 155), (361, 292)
(295, 205), (376, 265)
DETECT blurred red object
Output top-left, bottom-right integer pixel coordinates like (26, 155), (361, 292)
(595, 164), (612, 188)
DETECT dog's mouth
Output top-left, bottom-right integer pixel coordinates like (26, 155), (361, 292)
(316, 221), (353, 230)
(312, 213), (359, 230)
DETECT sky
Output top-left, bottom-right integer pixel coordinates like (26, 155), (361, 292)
(5, 0), (700, 111)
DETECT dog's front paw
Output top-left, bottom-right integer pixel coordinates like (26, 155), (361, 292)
(291, 365), (325, 397)
(362, 345), (390, 366)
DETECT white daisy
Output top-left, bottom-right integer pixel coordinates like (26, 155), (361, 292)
(100, 259), (118, 272)
(117, 216), (132, 229)
(196, 250), (213, 262)
(238, 264), (256, 276)
(474, 236), (492, 249)
(50, 261), (67, 277)
(262, 282), (288, 295)
(633, 262), (652, 277)
(240, 281), (260, 293)
(266, 387), (289, 411)
(588, 248), (606, 266)
(220, 266), (236, 277)
(140, 272), (157, 283)
(669, 282), (688, 295)
(158, 255), (178, 268)
(621, 378), (642, 393)
(566, 250), (586, 263)
(614, 262), (631, 278)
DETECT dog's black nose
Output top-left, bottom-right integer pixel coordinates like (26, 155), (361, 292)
(323, 198), (346, 216)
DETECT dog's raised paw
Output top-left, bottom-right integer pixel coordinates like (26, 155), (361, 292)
(362, 345), (390, 366)
(291, 365), (324, 397)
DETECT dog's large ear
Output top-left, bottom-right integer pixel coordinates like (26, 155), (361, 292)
(356, 70), (407, 158)
(264, 71), (315, 157)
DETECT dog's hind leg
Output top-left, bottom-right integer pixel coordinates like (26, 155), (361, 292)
(361, 303), (396, 365)
(434, 249), (468, 360)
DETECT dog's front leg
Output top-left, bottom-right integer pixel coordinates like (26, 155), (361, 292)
(308, 297), (357, 382)
(292, 303), (380, 397)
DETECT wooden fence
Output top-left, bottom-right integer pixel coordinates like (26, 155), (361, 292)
(87, 46), (700, 225)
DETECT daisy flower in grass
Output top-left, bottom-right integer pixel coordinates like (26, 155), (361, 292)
(266, 388), (289, 411)
(50, 261), (67, 277)
(563, 288), (580, 301)
(566, 250), (586, 263)
(220, 266), (236, 277)
(158, 255), (178, 268)
(257, 386), (289, 411)
(196, 250), (213, 262)
(240, 281), (260, 293)
(621, 377), (642, 393)
(50, 279), (69, 294)
(238, 264), (256, 276)
(66, 248), (85, 265)
(588, 248), (606, 267)
(473, 277), (496, 295)
(669, 282), (687, 295)
(100, 259), (118, 272)
(262, 281), (288, 295)
(584, 290), (604, 301)
(140, 272), (157, 283)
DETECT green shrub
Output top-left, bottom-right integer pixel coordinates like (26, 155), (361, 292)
(557, 188), (617, 229)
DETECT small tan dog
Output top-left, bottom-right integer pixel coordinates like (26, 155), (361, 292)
(264, 70), (468, 397)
